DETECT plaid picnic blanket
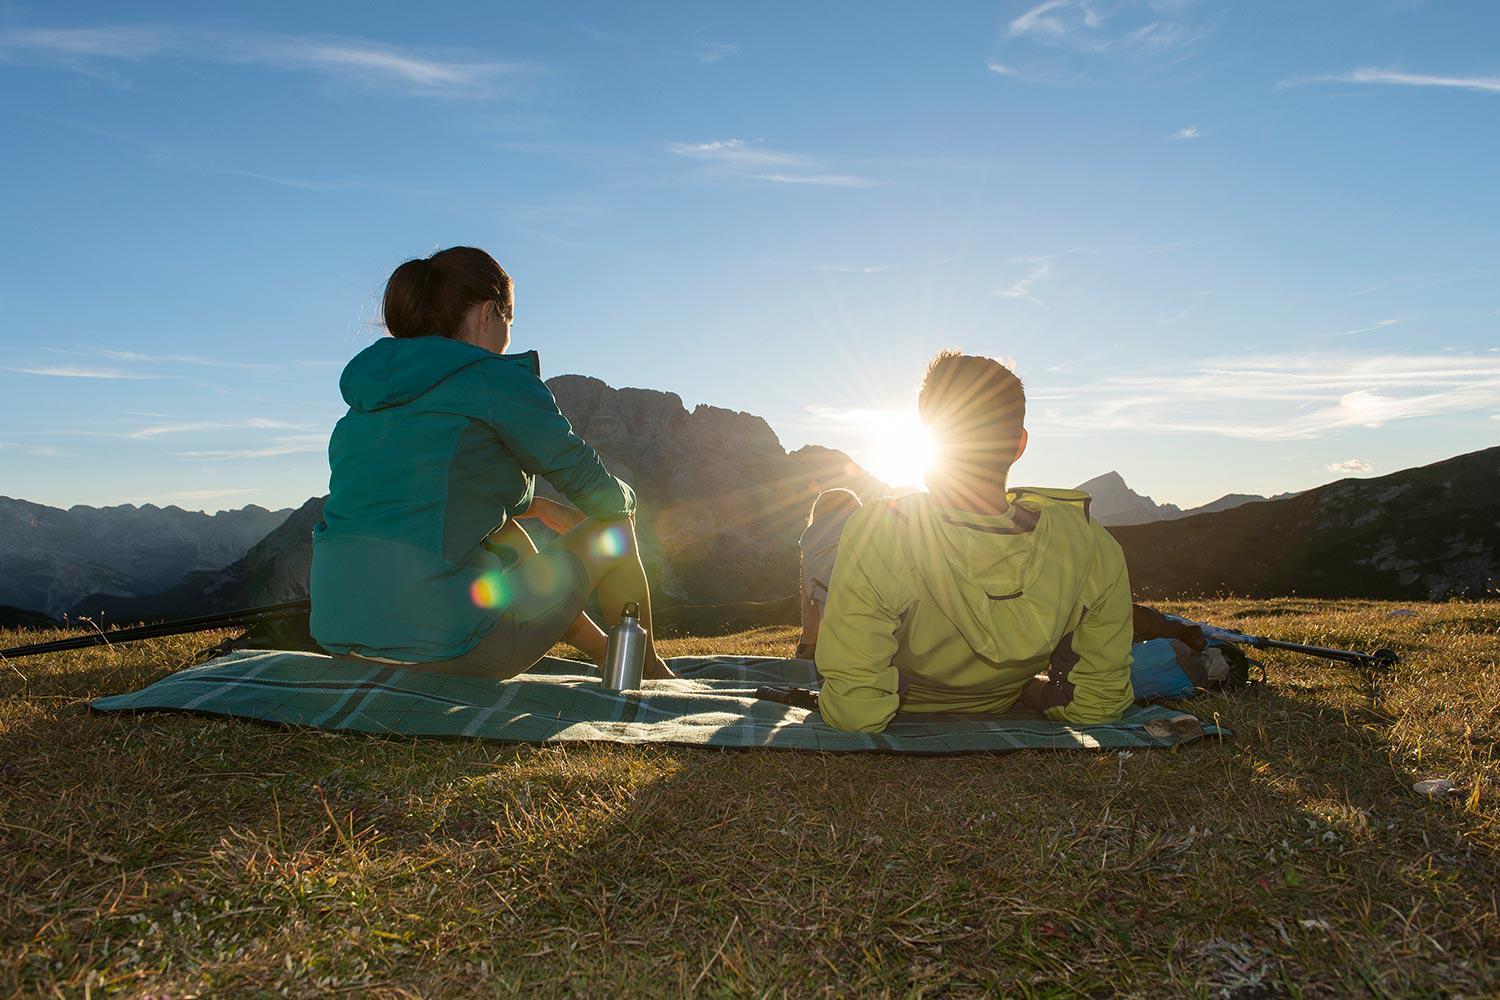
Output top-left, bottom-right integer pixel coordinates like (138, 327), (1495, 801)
(91, 652), (1228, 753)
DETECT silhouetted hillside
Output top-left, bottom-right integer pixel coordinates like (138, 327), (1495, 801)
(1113, 446), (1499, 600)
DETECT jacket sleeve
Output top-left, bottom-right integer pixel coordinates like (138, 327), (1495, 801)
(814, 508), (907, 733)
(482, 366), (636, 520)
(1036, 529), (1135, 725)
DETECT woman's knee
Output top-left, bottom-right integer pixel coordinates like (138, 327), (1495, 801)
(563, 516), (639, 560)
(554, 517), (640, 585)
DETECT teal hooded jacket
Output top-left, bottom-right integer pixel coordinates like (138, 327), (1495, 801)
(310, 336), (634, 661)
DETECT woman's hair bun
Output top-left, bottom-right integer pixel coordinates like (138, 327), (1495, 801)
(382, 247), (512, 340)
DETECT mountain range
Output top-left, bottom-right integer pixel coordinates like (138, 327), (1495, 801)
(1074, 471), (1291, 526)
(0, 499), (291, 619)
(6, 378), (1496, 625)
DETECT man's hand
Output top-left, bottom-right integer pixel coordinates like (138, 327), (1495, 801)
(1019, 675), (1051, 713)
(521, 497), (587, 534)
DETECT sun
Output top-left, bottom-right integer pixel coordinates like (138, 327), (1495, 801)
(861, 410), (939, 488)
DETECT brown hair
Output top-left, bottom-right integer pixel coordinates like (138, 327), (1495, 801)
(808, 487), (862, 525)
(918, 350), (1026, 486)
(382, 247), (513, 339)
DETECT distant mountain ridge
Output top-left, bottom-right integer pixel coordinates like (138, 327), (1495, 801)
(1073, 471), (1290, 526)
(70, 498), (326, 620)
(0, 498), (292, 618)
(1113, 446), (1500, 600)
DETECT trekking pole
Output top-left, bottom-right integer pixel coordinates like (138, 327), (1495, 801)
(1167, 616), (1398, 671)
(0, 599), (312, 661)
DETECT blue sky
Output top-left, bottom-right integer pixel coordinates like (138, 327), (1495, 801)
(1, 0), (1497, 512)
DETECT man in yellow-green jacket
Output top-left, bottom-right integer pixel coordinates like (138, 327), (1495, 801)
(815, 351), (1134, 733)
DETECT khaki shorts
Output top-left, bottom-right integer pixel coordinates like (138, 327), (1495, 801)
(342, 545), (589, 681)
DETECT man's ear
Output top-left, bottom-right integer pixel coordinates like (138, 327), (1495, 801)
(1015, 427), (1029, 463)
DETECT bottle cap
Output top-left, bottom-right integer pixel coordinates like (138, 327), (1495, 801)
(622, 602), (640, 619)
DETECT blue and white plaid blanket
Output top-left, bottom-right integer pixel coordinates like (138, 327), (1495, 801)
(92, 652), (1228, 754)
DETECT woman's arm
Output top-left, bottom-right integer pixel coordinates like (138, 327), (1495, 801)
(518, 496), (587, 534)
(480, 365), (635, 520)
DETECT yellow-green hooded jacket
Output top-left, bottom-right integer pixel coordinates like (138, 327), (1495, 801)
(815, 489), (1133, 732)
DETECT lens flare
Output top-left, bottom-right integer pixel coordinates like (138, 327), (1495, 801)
(469, 570), (510, 609)
(590, 523), (629, 559)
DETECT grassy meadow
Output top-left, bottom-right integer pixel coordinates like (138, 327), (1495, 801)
(1, 599), (1496, 997)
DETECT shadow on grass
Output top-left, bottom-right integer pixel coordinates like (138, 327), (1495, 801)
(1, 607), (1496, 997)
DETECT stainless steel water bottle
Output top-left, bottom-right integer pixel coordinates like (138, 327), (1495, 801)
(601, 603), (647, 691)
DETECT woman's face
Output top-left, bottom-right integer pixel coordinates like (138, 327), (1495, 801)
(459, 296), (513, 355)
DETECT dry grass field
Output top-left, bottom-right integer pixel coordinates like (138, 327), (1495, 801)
(1, 599), (1496, 997)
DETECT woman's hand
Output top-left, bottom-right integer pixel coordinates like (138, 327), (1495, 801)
(522, 496), (587, 534)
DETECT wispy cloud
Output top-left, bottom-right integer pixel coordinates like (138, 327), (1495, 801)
(73, 348), (274, 369)
(0, 25), (538, 97)
(669, 139), (875, 188)
(994, 256), (1056, 306)
(143, 487), (262, 503)
(127, 417), (300, 440)
(1328, 458), (1374, 474)
(1331, 318), (1400, 338)
(176, 433), (328, 460)
(692, 41), (738, 65)
(1158, 291), (1211, 325)
(815, 264), (892, 274)
(1036, 351), (1500, 441)
(1283, 68), (1500, 96)
(49, 347), (345, 370)
(0, 441), (63, 457)
(3, 365), (161, 380)
(984, 59), (1061, 84)
(996, 0), (1218, 59)
(1169, 124), (1201, 140)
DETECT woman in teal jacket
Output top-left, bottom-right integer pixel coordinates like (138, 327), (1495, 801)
(310, 247), (672, 679)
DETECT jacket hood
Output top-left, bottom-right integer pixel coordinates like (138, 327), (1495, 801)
(899, 489), (1096, 661)
(339, 337), (539, 412)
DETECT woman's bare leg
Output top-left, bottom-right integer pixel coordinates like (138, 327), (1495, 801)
(486, 520), (608, 662)
(553, 517), (673, 678)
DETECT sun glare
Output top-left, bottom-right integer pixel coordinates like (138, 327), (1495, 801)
(861, 411), (939, 488)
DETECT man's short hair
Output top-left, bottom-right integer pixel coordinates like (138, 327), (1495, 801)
(918, 351), (1026, 484)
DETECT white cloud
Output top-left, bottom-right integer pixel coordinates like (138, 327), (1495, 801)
(815, 265), (892, 274)
(94, 348), (274, 369)
(1331, 318), (1400, 338)
(1170, 125), (1201, 140)
(994, 256), (1055, 306)
(669, 139), (874, 188)
(1004, 0), (1218, 56)
(145, 487), (261, 502)
(1286, 68), (1500, 96)
(0, 25), (535, 96)
(127, 417), (299, 439)
(0, 26), (168, 58)
(693, 41), (738, 65)
(984, 59), (1059, 84)
(1158, 291), (1211, 326)
(0, 441), (63, 457)
(1328, 458), (1374, 474)
(3, 365), (160, 379)
(1010, 0), (1088, 40)
(1036, 351), (1500, 441)
(176, 433), (327, 460)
